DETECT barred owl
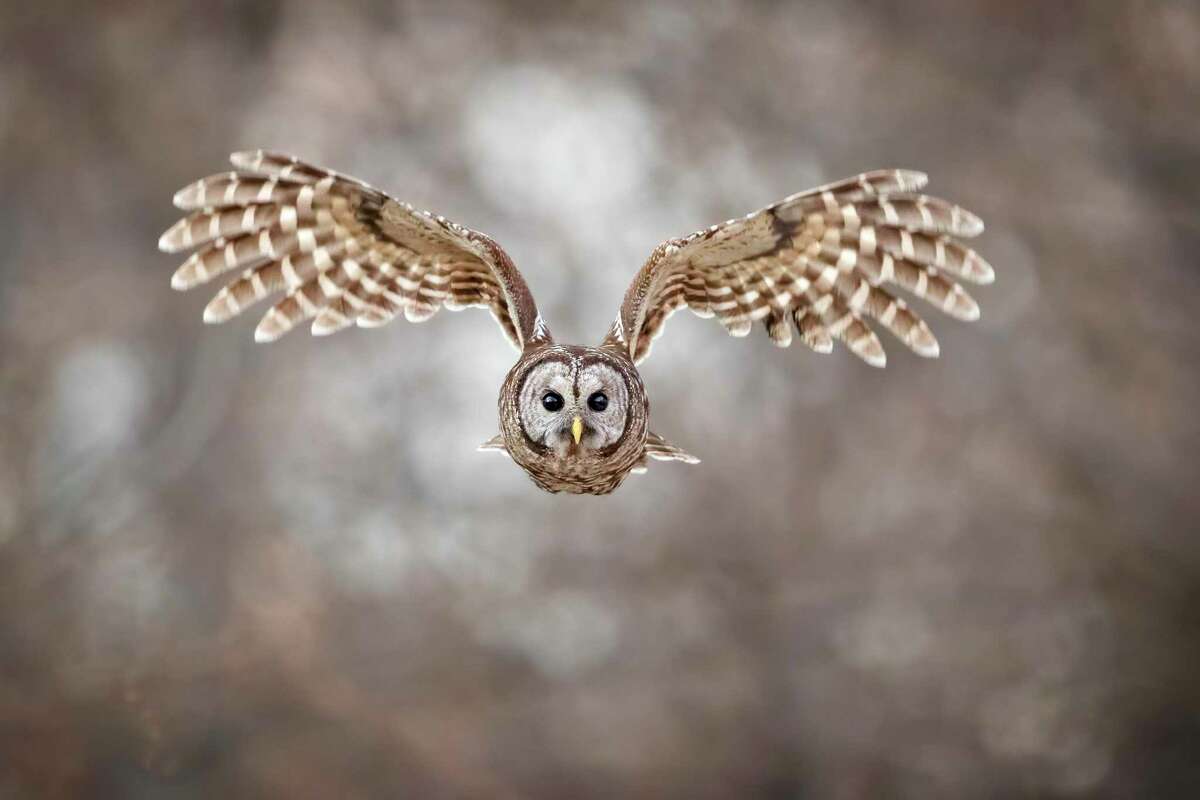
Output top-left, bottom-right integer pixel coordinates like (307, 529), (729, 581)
(160, 152), (993, 494)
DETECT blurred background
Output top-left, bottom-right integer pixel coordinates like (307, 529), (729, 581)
(2, 0), (1198, 797)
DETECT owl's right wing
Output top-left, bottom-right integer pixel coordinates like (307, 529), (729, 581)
(602, 170), (993, 366)
(160, 151), (548, 350)
(629, 433), (701, 474)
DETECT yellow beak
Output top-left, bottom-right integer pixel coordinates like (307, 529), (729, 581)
(571, 416), (583, 445)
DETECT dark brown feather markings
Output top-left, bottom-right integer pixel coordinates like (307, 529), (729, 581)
(163, 156), (991, 494)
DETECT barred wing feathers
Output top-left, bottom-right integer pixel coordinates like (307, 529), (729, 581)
(160, 152), (546, 350)
(606, 170), (993, 367)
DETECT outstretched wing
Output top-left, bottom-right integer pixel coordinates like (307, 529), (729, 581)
(603, 170), (992, 367)
(629, 433), (701, 475)
(160, 151), (547, 349)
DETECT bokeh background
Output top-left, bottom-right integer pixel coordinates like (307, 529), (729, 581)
(2, 1), (1199, 797)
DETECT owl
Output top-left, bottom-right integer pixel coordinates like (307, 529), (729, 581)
(160, 152), (993, 494)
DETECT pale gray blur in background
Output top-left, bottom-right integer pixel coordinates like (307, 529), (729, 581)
(2, 1), (1199, 797)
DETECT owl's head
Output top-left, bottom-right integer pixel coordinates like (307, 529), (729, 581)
(499, 345), (648, 492)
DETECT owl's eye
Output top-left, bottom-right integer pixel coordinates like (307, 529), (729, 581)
(542, 391), (564, 412)
(587, 392), (608, 412)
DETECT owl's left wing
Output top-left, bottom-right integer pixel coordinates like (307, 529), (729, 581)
(160, 151), (546, 349)
(603, 170), (993, 366)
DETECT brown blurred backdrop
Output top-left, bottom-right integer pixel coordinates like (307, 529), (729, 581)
(2, 1), (1199, 797)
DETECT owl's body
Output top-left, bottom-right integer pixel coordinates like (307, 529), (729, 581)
(497, 344), (650, 494)
(160, 152), (994, 494)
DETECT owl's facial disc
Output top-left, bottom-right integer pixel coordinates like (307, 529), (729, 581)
(518, 358), (628, 458)
(575, 362), (627, 452)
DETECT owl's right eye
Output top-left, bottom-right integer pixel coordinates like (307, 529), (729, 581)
(542, 391), (564, 412)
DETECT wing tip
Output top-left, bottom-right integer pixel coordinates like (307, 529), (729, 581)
(914, 338), (941, 359)
(158, 222), (185, 253)
(969, 253), (996, 285)
(894, 169), (929, 191)
(956, 296), (982, 322)
(644, 452), (702, 465)
(172, 184), (200, 210)
(356, 314), (391, 329)
(201, 294), (225, 324)
(253, 324), (281, 343)
(477, 436), (511, 458)
(958, 209), (986, 238)
(863, 349), (887, 368)
(310, 310), (347, 337)
(229, 149), (266, 171)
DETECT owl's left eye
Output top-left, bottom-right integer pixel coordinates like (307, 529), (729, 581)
(587, 392), (608, 412)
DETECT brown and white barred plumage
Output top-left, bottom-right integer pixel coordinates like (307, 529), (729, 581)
(498, 344), (651, 495)
(160, 151), (540, 348)
(161, 153), (992, 494)
(604, 170), (992, 366)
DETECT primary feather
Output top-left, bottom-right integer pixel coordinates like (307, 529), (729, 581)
(605, 169), (992, 367)
(160, 151), (544, 350)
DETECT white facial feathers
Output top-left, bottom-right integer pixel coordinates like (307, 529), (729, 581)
(517, 358), (628, 456)
(576, 362), (627, 449)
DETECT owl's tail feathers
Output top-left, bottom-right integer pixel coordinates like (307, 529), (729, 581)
(478, 435), (511, 459)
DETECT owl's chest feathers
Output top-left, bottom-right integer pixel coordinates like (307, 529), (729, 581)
(522, 443), (644, 495)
